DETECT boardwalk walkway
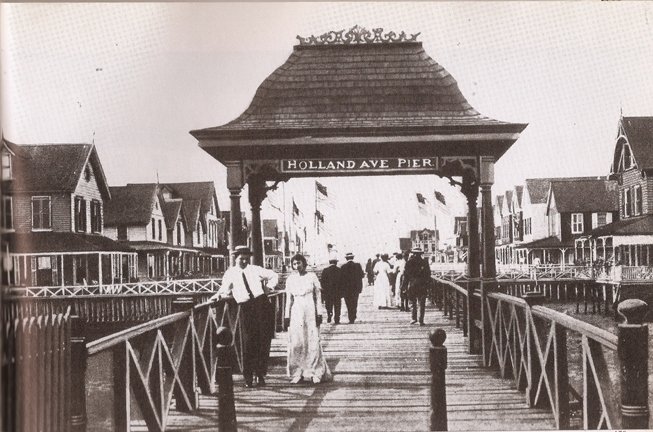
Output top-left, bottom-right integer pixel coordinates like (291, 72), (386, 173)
(139, 287), (555, 431)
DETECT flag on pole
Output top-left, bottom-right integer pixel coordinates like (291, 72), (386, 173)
(316, 181), (328, 197)
(434, 191), (446, 205)
(417, 192), (429, 216)
(416, 193), (426, 204)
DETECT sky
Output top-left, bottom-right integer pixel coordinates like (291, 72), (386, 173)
(3, 2), (653, 261)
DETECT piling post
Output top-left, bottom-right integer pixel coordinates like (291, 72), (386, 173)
(429, 328), (448, 431)
(69, 316), (87, 432)
(617, 299), (649, 429)
(216, 326), (237, 432)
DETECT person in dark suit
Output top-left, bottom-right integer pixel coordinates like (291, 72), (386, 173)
(340, 252), (365, 324)
(320, 258), (342, 324)
(402, 247), (431, 326)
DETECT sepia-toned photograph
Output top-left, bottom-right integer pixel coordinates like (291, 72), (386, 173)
(2, 2), (652, 431)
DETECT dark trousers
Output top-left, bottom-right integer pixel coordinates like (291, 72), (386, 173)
(411, 295), (426, 323)
(344, 293), (360, 323)
(324, 294), (342, 323)
(240, 295), (273, 382)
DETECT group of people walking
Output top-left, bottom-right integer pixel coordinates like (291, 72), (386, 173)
(209, 245), (431, 390)
(367, 247), (432, 326)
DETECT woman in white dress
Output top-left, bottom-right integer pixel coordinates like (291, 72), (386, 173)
(393, 253), (406, 309)
(285, 253), (332, 384)
(373, 254), (392, 308)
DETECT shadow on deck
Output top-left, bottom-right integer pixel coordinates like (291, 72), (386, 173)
(133, 287), (554, 431)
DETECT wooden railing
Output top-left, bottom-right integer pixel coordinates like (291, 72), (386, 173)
(432, 277), (650, 429)
(3, 292), (214, 325)
(2, 308), (73, 432)
(81, 290), (287, 432)
(6, 277), (223, 297)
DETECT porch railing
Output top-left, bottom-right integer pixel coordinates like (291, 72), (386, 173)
(6, 277), (223, 297)
(432, 277), (649, 430)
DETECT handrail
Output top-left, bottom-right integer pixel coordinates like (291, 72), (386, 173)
(487, 291), (618, 350)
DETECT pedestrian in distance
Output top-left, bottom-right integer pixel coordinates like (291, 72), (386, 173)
(393, 252), (406, 310)
(285, 254), (332, 384)
(340, 252), (365, 324)
(210, 245), (278, 388)
(402, 247), (431, 326)
(320, 257), (342, 324)
(365, 258), (375, 286)
(373, 253), (393, 309)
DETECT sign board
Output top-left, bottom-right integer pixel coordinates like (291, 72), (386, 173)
(280, 157), (440, 174)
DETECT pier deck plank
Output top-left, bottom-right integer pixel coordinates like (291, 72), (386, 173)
(133, 288), (555, 431)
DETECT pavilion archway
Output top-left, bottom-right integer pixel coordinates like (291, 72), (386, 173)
(190, 25), (527, 285)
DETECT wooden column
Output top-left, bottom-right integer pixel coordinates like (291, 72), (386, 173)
(461, 170), (481, 355)
(226, 161), (244, 266)
(248, 175), (267, 267)
(479, 157), (496, 367)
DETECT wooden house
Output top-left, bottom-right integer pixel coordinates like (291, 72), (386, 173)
(580, 117), (653, 269)
(1, 140), (137, 288)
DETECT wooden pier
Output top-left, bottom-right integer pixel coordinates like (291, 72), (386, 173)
(135, 288), (555, 431)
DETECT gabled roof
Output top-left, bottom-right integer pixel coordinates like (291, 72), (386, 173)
(495, 196), (504, 215)
(163, 182), (219, 216)
(589, 214), (653, 237)
(263, 219), (278, 238)
(548, 178), (618, 213)
(620, 117), (653, 170)
(6, 232), (133, 254)
(182, 199), (202, 231)
(162, 199), (183, 230)
(525, 178), (553, 204)
(514, 185), (524, 208)
(105, 184), (158, 226)
(504, 190), (513, 210)
(3, 141), (111, 199)
(517, 235), (574, 249)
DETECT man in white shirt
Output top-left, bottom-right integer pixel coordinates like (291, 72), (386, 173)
(211, 245), (278, 388)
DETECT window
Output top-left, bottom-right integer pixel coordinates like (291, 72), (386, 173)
(571, 213), (584, 234)
(151, 218), (156, 239)
(634, 185), (643, 216)
(623, 188), (631, 218)
(90, 200), (102, 233)
(597, 212), (607, 226)
(158, 219), (162, 241)
(84, 164), (92, 182)
(32, 196), (52, 230)
(177, 221), (182, 245)
(2, 196), (13, 230)
(197, 222), (201, 243)
(74, 197), (87, 232)
(524, 218), (532, 236)
(118, 226), (127, 240)
(1, 152), (11, 180)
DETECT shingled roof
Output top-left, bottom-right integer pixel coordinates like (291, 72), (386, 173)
(620, 117), (653, 170)
(3, 141), (110, 199)
(164, 182), (218, 216)
(548, 178), (618, 213)
(162, 199), (183, 230)
(191, 26), (527, 162)
(105, 184), (158, 227)
(182, 199), (202, 232)
(589, 214), (653, 237)
(6, 232), (133, 254)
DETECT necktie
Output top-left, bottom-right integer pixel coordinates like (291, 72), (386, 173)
(242, 272), (255, 300)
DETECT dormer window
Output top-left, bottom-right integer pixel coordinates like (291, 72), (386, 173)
(2, 152), (11, 180)
(623, 143), (634, 170)
(84, 164), (92, 182)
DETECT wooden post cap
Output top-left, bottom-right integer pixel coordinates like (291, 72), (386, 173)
(522, 291), (545, 307)
(429, 328), (447, 347)
(216, 326), (233, 346)
(617, 299), (648, 325)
